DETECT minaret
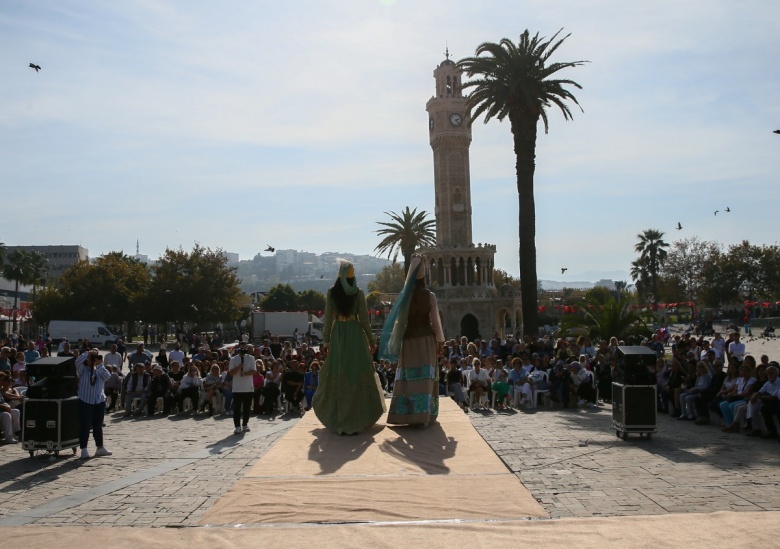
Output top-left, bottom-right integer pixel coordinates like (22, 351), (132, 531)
(136, 239), (140, 255)
(425, 49), (473, 248)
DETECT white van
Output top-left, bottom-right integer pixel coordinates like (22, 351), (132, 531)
(48, 320), (119, 348)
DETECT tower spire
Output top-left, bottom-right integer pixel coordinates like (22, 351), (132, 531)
(444, 41), (450, 60)
(136, 239), (139, 255)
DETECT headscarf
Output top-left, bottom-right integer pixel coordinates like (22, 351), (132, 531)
(379, 255), (424, 362)
(336, 258), (358, 296)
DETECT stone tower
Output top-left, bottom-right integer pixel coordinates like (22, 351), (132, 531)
(422, 54), (522, 341)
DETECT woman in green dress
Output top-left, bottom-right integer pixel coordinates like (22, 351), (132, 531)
(313, 259), (385, 435)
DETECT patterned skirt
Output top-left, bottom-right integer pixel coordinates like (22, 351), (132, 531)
(387, 334), (439, 425)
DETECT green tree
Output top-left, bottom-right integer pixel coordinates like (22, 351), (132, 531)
(33, 252), (149, 327)
(633, 229), (668, 304)
(558, 296), (651, 341)
(147, 245), (242, 326)
(584, 286), (613, 305)
(661, 236), (719, 302)
(259, 284), (299, 312)
(367, 262), (405, 294)
(460, 29), (586, 337)
(3, 250), (49, 331)
(296, 289), (326, 313)
(374, 207), (436, 274)
(493, 268), (521, 291)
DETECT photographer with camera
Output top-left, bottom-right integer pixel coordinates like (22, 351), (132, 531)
(229, 342), (257, 434)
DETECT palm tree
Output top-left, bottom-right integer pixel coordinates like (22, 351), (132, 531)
(374, 207), (436, 273)
(459, 30), (586, 337)
(2, 250), (49, 332)
(558, 295), (652, 342)
(634, 229), (668, 304)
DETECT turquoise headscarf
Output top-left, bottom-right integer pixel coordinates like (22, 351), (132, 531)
(379, 256), (423, 362)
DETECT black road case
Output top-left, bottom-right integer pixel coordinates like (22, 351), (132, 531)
(612, 383), (657, 440)
(22, 397), (80, 457)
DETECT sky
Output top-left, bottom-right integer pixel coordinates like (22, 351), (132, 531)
(1, 0), (779, 283)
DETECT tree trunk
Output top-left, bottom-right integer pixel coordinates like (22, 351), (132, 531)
(11, 279), (19, 333)
(512, 115), (539, 338)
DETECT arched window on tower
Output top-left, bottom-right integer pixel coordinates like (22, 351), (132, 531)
(450, 257), (458, 286)
(446, 75), (453, 96)
(475, 257), (482, 285)
(467, 257), (474, 286)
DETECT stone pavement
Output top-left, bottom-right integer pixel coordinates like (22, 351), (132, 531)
(0, 399), (778, 527)
(469, 402), (780, 518)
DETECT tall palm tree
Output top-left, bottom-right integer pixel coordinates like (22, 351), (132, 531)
(459, 29), (586, 337)
(374, 207), (436, 274)
(2, 250), (49, 332)
(634, 229), (668, 304)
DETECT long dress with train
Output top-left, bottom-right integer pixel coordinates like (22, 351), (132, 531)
(313, 288), (384, 434)
(386, 288), (445, 425)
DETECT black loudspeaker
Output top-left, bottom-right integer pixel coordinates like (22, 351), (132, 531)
(614, 346), (657, 385)
(22, 397), (80, 449)
(26, 376), (78, 399)
(27, 355), (77, 380)
(622, 386), (657, 425)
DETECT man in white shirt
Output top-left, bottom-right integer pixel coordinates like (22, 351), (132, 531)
(229, 343), (257, 434)
(104, 344), (124, 373)
(746, 365), (780, 437)
(727, 332), (746, 362)
(168, 343), (185, 367)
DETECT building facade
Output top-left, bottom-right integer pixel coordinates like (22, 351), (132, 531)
(423, 56), (521, 340)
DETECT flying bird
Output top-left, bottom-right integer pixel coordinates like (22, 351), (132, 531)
(714, 210), (719, 216)
(29, 63), (41, 72)
(725, 207), (731, 213)
(561, 268), (568, 274)
(676, 222), (683, 230)
(265, 245), (275, 252)
(773, 130), (780, 134)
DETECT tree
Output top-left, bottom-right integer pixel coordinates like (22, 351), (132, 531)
(367, 262), (406, 295)
(460, 29), (586, 337)
(374, 207), (436, 274)
(296, 289), (326, 313)
(633, 229), (668, 304)
(3, 250), (48, 331)
(259, 284), (299, 312)
(558, 296), (652, 342)
(584, 286), (613, 305)
(660, 236), (719, 302)
(493, 268), (521, 291)
(147, 245), (243, 326)
(33, 252), (149, 327)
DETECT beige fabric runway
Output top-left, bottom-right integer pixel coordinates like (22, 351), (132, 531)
(6, 511), (780, 548)
(199, 397), (546, 525)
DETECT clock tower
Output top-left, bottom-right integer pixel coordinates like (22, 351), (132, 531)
(425, 55), (472, 248)
(422, 53), (522, 340)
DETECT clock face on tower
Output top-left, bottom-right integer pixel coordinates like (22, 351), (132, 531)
(449, 113), (462, 126)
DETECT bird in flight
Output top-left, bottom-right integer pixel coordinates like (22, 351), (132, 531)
(265, 245), (275, 252)
(29, 63), (41, 72)
(561, 267), (568, 274)
(725, 207), (731, 213)
(773, 130), (780, 134)
(676, 222), (683, 230)
(714, 210), (719, 216)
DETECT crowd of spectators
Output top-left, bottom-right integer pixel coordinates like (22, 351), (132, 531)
(1, 325), (778, 442)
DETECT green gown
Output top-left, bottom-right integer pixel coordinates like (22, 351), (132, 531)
(313, 288), (384, 435)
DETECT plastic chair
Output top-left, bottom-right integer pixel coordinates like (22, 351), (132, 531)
(530, 371), (550, 409)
